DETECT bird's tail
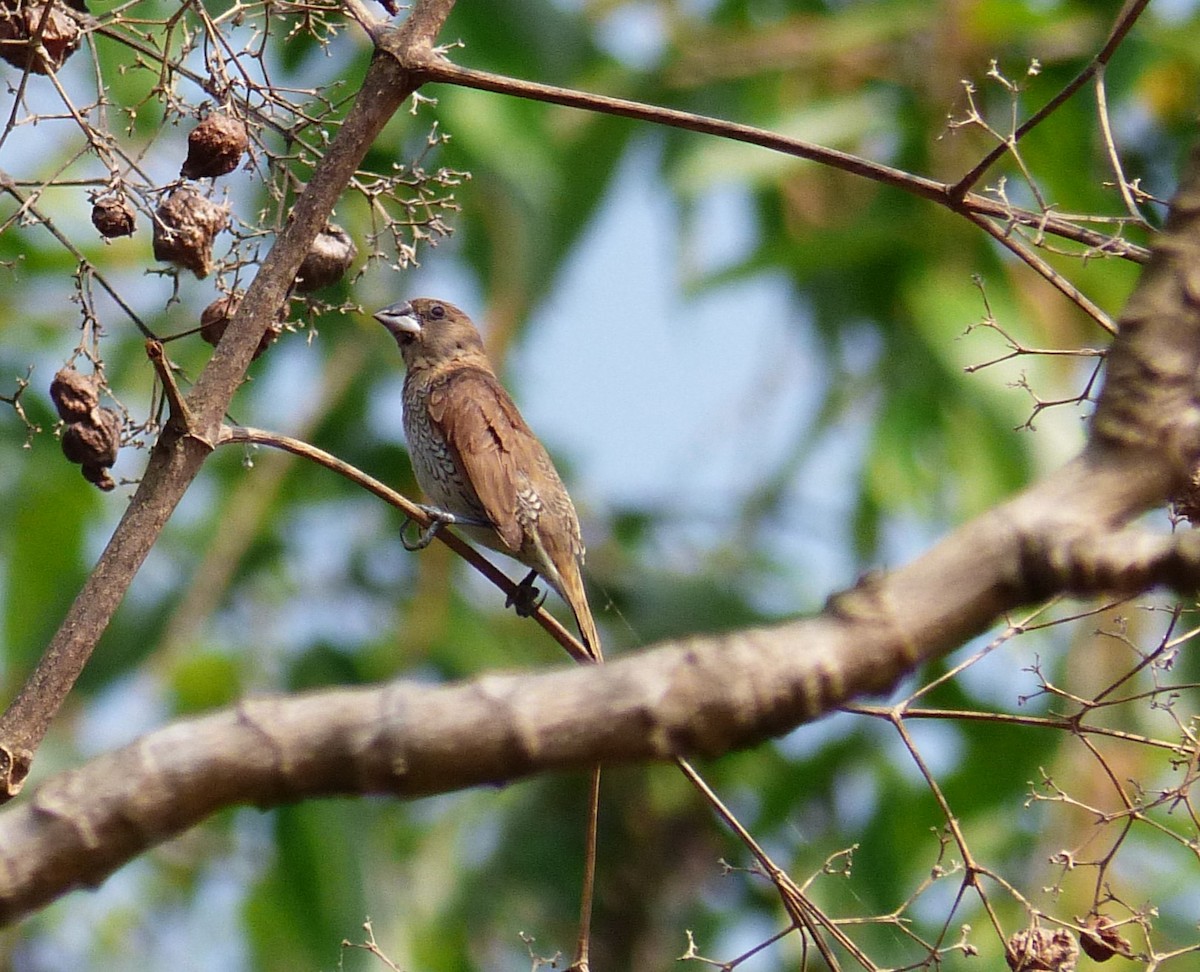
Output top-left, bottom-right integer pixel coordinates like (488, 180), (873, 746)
(561, 566), (603, 663)
(531, 527), (603, 663)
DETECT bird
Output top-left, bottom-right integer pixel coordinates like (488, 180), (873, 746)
(374, 297), (602, 663)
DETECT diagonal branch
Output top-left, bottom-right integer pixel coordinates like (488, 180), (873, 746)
(0, 445), (1195, 926)
(216, 423), (592, 662)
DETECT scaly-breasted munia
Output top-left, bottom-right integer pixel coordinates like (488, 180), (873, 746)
(374, 297), (602, 662)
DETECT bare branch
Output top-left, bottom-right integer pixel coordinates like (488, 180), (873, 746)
(413, 58), (1151, 265)
(951, 0), (1154, 198)
(216, 423), (592, 662)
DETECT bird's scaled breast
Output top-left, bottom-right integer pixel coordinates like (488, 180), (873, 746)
(402, 378), (486, 519)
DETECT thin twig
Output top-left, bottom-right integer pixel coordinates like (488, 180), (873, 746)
(967, 212), (1116, 334)
(1094, 65), (1147, 224)
(215, 424), (594, 663)
(951, 0), (1154, 198)
(412, 58), (1150, 265)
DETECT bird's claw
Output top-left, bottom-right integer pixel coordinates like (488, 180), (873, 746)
(400, 516), (444, 551)
(401, 506), (454, 551)
(506, 569), (547, 618)
(401, 505), (492, 550)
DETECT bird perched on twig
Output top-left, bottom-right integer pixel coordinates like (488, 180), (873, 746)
(374, 297), (602, 662)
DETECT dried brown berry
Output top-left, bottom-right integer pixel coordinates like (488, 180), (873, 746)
(91, 196), (136, 238)
(1079, 915), (1133, 963)
(199, 294), (236, 347)
(1006, 927), (1079, 971)
(294, 224), (357, 292)
(61, 408), (119, 467)
(200, 294), (280, 359)
(153, 188), (229, 279)
(62, 406), (120, 491)
(0, 1), (82, 74)
(180, 112), (249, 179)
(50, 366), (99, 422)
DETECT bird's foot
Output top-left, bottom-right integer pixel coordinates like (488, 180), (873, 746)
(400, 514), (445, 551)
(400, 505), (489, 551)
(506, 569), (547, 618)
(400, 504), (489, 549)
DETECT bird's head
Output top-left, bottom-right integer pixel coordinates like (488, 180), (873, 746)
(374, 297), (486, 368)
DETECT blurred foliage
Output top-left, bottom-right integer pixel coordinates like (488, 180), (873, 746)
(0, 0), (1198, 969)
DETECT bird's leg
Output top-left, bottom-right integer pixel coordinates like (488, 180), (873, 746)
(400, 504), (490, 551)
(400, 507), (453, 551)
(505, 569), (547, 617)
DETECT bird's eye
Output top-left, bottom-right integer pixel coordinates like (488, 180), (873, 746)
(429, 304), (446, 320)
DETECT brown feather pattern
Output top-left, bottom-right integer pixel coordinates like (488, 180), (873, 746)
(379, 297), (601, 661)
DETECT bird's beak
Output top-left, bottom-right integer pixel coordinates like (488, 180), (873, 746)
(374, 300), (421, 341)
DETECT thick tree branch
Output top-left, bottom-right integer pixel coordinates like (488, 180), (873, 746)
(1019, 527), (1200, 602)
(0, 440), (1194, 925)
(1092, 143), (1200, 465)
(0, 609), (937, 926)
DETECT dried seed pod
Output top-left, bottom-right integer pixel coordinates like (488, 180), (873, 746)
(1079, 915), (1132, 963)
(180, 112), (249, 179)
(91, 196), (137, 238)
(1006, 927), (1079, 971)
(0, 1), (82, 74)
(62, 407), (121, 491)
(199, 294), (237, 347)
(294, 224), (357, 292)
(50, 366), (99, 422)
(200, 294), (280, 359)
(61, 408), (119, 467)
(152, 188), (229, 279)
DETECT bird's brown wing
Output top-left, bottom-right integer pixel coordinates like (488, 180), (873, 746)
(426, 362), (601, 660)
(426, 366), (536, 554)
